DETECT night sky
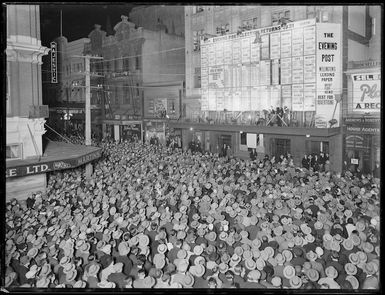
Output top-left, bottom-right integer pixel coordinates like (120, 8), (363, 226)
(40, 4), (134, 46)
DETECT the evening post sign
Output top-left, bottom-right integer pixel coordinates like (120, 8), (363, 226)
(352, 73), (381, 112)
(50, 42), (58, 83)
(315, 23), (342, 128)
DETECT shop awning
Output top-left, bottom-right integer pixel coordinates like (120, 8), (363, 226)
(6, 141), (101, 178)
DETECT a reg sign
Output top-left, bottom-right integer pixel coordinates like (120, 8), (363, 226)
(352, 73), (381, 112)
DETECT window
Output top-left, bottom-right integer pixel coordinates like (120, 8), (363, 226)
(6, 144), (22, 159)
(193, 6), (204, 14)
(307, 6), (316, 19)
(193, 29), (204, 52)
(123, 56), (130, 71)
(194, 67), (201, 88)
(216, 23), (230, 35)
(123, 83), (131, 104)
(242, 18), (258, 30)
(272, 10), (291, 25)
(135, 55), (140, 70)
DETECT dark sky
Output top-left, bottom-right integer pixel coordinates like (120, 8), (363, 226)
(40, 4), (134, 46)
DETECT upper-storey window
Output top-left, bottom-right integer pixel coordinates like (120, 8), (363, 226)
(272, 10), (291, 25)
(193, 6), (205, 14)
(193, 29), (205, 52)
(242, 17), (258, 30)
(216, 23), (230, 35)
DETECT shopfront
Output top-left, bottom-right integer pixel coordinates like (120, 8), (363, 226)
(344, 60), (381, 175)
(344, 119), (380, 174)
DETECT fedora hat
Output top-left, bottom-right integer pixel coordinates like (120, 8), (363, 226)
(221, 252), (231, 264)
(194, 256), (205, 266)
(181, 272), (195, 288)
(306, 269), (319, 282)
(87, 263), (100, 277)
(345, 275), (359, 289)
(175, 258), (189, 273)
(325, 266), (338, 279)
(177, 249), (187, 259)
(153, 253), (166, 269)
(118, 241), (130, 256)
(65, 269), (77, 282)
(344, 263), (357, 276)
(193, 245), (203, 256)
(218, 262), (229, 273)
(190, 264), (205, 277)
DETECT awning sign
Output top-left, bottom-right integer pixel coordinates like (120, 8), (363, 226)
(6, 149), (101, 178)
(50, 42), (58, 83)
(352, 73), (381, 112)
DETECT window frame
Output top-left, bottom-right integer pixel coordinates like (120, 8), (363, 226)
(6, 143), (23, 160)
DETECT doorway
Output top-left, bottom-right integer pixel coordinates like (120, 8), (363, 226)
(273, 138), (291, 158)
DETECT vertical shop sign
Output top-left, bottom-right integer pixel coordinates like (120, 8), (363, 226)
(50, 42), (58, 83)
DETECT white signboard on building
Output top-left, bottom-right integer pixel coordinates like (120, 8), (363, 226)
(315, 23), (342, 128)
(352, 73), (381, 113)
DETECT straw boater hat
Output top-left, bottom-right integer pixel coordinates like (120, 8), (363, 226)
(306, 269), (320, 282)
(245, 258), (257, 271)
(36, 277), (50, 288)
(189, 264), (205, 277)
(194, 245), (204, 256)
(289, 275), (302, 288)
(283, 265), (296, 279)
(73, 280), (87, 288)
(194, 256), (205, 266)
(345, 275), (359, 289)
(87, 263), (101, 277)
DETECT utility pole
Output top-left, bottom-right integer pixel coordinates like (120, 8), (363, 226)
(72, 54), (103, 179)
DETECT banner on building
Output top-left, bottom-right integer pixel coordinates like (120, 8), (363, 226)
(351, 73), (381, 113)
(315, 23), (342, 128)
(50, 42), (58, 83)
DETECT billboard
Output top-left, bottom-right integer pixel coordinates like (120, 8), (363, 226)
(315, 23), (342, 128)
(352, 73), (381, 113)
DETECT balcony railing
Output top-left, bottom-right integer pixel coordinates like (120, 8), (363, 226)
(178, 110), (325, 128)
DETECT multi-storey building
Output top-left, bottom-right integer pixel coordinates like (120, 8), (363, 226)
(171, 5), (381, 173)
(129, 5), (185, 37)
(342, 6), (381, 174)
(44, 35), (103, 137)
(87, 14), (185, 144)
(6, 4), (102, 200)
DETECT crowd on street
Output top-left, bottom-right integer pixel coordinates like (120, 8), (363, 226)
(5, 140), (380, 289)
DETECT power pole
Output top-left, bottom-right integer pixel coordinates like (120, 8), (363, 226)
(72, 54), (103, 179)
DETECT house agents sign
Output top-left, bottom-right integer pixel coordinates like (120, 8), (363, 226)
(352, 73), (381, 112)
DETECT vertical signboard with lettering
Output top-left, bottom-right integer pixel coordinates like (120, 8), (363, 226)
(352, 73), (381, 113)
(315, 23), (341, 128)
(50, 42), (58, 83)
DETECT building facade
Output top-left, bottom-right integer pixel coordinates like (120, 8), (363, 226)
(129, 5), (185, 37)
(87, 15), (185, 144)
(342, 6), (381, 175)
(6, 4), (50, 199)
(173, 5), (381, 173)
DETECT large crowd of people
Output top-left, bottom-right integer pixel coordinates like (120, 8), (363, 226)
(5, 140), (380, 289)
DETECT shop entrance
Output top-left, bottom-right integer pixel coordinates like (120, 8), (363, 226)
(273, 138), (291, 158)
(219, 134), (232, 149)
